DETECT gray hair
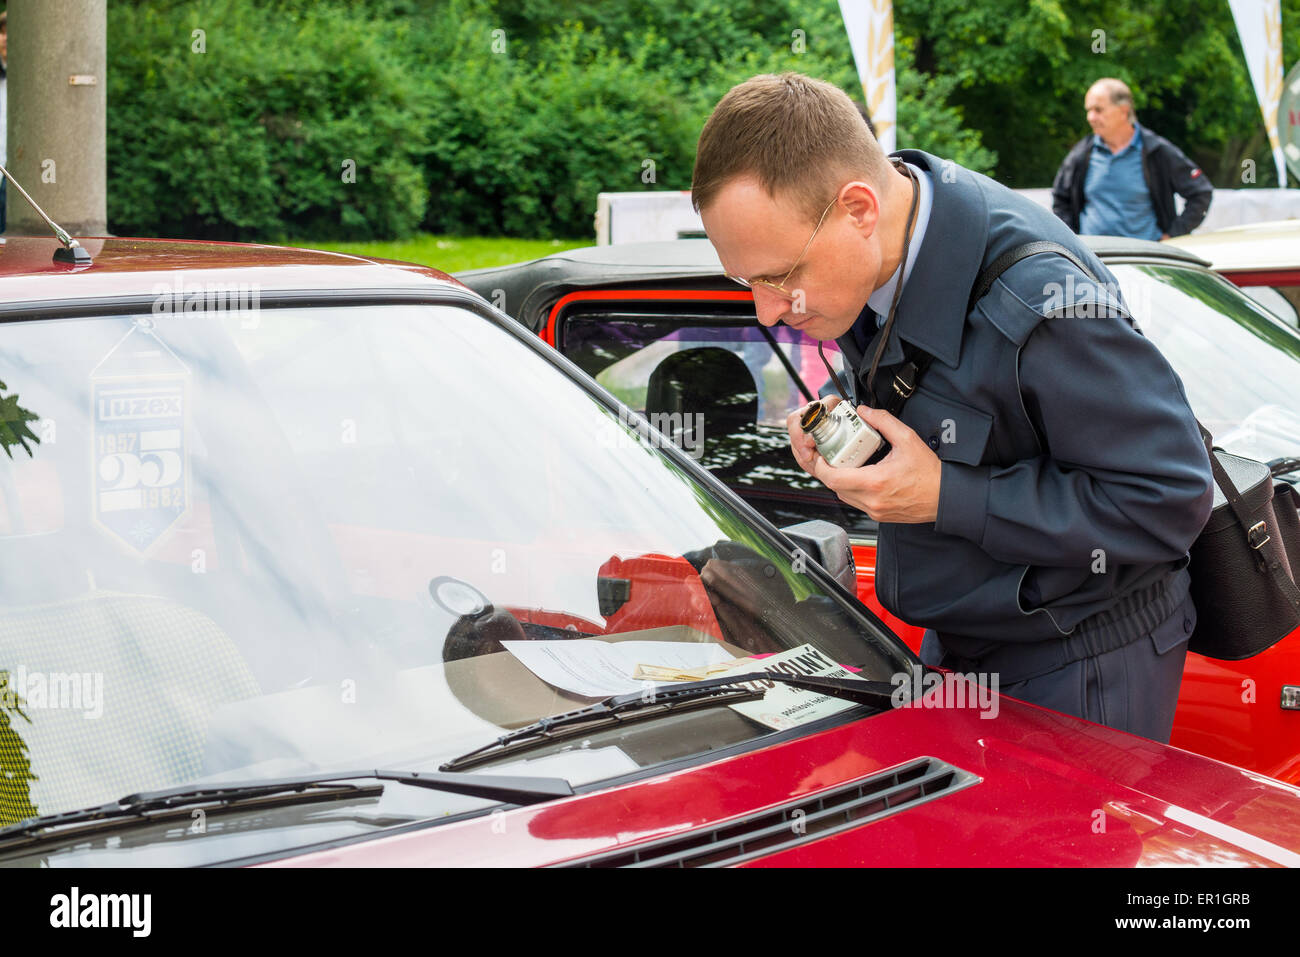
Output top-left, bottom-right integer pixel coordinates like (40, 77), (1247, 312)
(1090, 78), (1136, 123)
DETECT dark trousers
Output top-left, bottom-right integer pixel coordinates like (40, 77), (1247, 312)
(920, 590), (1194, 744)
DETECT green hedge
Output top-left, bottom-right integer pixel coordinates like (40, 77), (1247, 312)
(107, 0), (998, 241)
(108, 0), (431, 240)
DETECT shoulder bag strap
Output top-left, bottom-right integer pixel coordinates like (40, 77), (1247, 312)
(875, 241), (1101, 416)
(1199, 422), (1300, 612)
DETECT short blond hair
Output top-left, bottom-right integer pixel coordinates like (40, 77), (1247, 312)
(691, 72), (891, 223)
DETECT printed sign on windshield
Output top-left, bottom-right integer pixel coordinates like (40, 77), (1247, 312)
(90, 323), (192, 555)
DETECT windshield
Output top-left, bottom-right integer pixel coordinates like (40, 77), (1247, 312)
(0, 301), (905, 857)
(1115, 263), (1300, 464)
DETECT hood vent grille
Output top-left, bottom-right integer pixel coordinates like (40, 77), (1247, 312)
(556, 756), (979, 868)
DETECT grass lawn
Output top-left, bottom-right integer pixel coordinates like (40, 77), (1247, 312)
(287, 234), (592, 273)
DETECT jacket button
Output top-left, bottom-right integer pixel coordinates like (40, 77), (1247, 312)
(1183, 617), (1193, 634)
(927, 436), (940, 451)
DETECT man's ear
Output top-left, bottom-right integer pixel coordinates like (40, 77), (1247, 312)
(839, 182), (881, 237)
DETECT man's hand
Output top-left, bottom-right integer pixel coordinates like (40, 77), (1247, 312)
(786, 396), (842, 475)
(786, 402), (942, 523)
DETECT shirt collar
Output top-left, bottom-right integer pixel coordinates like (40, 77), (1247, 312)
(838, 150), (987, 374)
(1092, 123), (1141, 155)
(866, 161), (934, 320)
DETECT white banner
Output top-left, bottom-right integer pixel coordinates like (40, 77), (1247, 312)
(839, 0), (896, 152)
(1229, 0), (1287, 186)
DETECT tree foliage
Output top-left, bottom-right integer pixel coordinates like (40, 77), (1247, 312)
(895, 0), (1300, 187)
(0, 381), (38, 460)
(108, 0), (432, 240)
(0, 672), (39, 828)
(105, 0), (1296, 240)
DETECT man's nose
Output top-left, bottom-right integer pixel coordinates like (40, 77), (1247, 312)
(751, 285), (788, 327)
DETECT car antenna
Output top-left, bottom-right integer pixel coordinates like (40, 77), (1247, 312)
(0, 162), (93, 265)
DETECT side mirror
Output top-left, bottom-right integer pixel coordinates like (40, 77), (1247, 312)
(779, 520), (856, 593)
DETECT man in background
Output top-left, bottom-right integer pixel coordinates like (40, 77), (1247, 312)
(1052, 77), (1211, 240)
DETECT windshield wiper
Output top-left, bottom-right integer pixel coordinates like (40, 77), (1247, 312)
(0, 768), (575, 849)
(441, 670), (898, 772)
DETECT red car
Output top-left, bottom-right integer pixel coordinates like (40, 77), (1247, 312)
(462, 236), (1300, 786)
(1, 234), (1299, 869)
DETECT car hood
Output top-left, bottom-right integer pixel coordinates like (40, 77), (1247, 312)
(261, 682), (1300, 868)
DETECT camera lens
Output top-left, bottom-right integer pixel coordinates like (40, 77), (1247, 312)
(800, 401), (826, 432)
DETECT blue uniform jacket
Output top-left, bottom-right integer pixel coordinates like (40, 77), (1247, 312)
(835, 150), (1214, 673)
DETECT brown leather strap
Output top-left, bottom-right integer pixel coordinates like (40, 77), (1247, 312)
(1199, 422), (1300, 613)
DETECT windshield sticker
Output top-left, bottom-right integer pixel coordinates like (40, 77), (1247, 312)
(721, 644), (864, 731)
(89, 321), (192, 555)
(501, 638), (735, 698)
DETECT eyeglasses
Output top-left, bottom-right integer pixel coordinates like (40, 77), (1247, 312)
(724, 193), (839, 299)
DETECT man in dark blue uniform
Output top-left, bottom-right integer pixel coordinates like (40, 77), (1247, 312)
(691, 73), (1214, 742)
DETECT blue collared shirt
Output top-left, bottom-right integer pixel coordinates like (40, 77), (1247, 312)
(1078, 126), (1162, 241)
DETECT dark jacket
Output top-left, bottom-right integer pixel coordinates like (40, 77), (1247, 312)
(839, 150), (1214, 683)
(1051, 123), (1213, 238)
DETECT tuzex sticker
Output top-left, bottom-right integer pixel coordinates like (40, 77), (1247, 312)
(89, 319), (192, 555)
(721, 643), (865, 731)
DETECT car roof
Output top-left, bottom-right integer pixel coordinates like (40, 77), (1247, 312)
(457, 236), (1210, 331)
(1165, 219), (1300, 271)
(0, 235), (466, 303)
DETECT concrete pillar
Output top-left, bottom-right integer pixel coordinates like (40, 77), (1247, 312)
(6, 0), (107, 236)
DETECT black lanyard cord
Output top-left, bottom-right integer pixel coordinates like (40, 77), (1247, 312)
(864, 160), (919, 407)
(812, 158), (919, 409)
(818, 339), (851, 402)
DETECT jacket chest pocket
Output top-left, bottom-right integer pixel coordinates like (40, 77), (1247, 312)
(901, 387), (993, 466)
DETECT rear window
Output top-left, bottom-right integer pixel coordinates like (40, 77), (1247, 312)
(561, 306), (878, 539)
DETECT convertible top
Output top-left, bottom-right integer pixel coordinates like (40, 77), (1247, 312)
(457, 240), (737, 333)
(457, 237), (1209, 333)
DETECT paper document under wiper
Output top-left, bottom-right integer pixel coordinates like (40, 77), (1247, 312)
(720, 644), (867, 730)
(501, 639), (734, 697)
